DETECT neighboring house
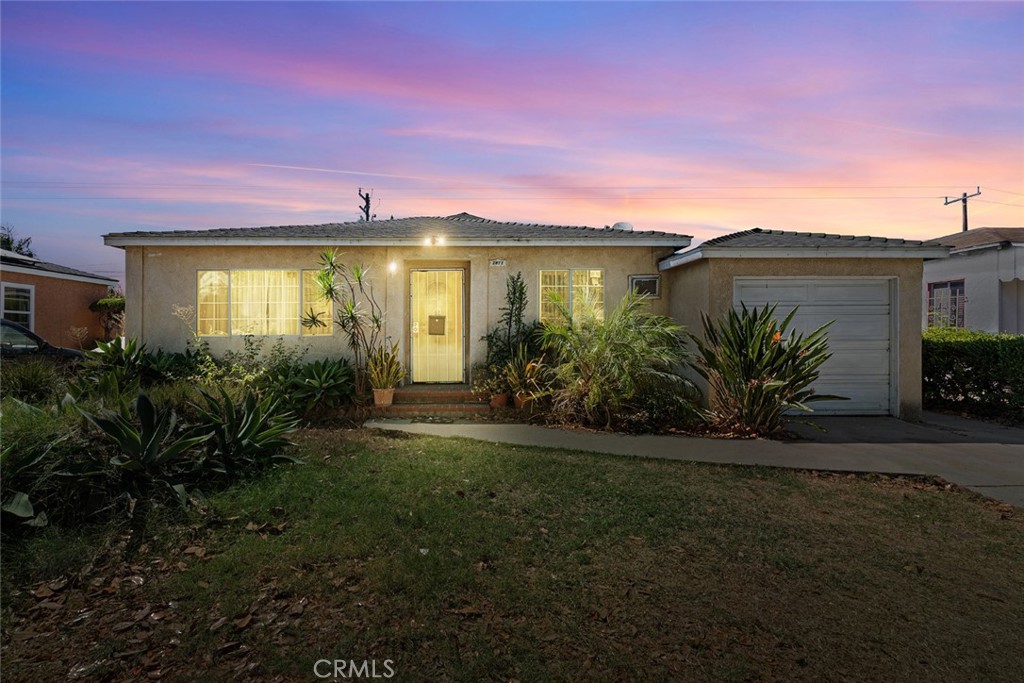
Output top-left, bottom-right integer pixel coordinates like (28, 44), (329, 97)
(659, 228), (948, 420)
(922, 227), (1024, 333)
(103, 216), (946, 419)
(0, 248), (119, 347)
(103, 213), (687, 383)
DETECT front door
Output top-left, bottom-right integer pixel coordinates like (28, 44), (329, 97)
(410, 269), (465, 382)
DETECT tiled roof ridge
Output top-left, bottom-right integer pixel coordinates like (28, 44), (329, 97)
(701, 226), (926, 247)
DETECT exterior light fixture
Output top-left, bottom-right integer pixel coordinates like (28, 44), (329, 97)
(388, 261), (398, 274)
(423, 237), (432, 246)
(436, 235), (446, 246)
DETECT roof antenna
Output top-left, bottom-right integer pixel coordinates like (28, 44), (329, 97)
(943, 187), (980, 232)
(358, 188), (376, 222)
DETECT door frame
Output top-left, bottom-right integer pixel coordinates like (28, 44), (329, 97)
(408, 268), (467, 383)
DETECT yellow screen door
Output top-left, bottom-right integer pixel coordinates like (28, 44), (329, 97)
(410, 269), (465, 382)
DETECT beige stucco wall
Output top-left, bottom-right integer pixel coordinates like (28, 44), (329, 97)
(122, 244), (673, 381)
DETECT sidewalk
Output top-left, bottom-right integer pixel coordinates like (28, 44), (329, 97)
(364, 415), (1024, 507)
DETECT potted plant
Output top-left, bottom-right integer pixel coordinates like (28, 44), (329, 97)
(367, 342), (406, 406)
(472, 363), (510, 408)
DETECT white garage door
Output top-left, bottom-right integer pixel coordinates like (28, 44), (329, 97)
(733, 278), (893, 415)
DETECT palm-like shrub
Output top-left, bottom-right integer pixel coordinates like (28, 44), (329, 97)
(691, 304), (841, 437)
(541, 292), (697, 429)
(367, 343), (406, 389)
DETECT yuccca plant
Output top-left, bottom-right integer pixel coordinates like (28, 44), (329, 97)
(541, 291), (697, 430)
(367, 342), (406, 389)
(303, 249), (385, 395)
(691, 303), (843, 437)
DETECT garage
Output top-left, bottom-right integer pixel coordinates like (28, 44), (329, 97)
(733, 278), (893, 415)
(660, 227), (950, 420)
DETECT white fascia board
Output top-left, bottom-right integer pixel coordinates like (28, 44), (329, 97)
(0, 263), (118, 286)
(698, 246), (950, 259)
(658, 249), (703, 271)
(103, 236), (690, 248)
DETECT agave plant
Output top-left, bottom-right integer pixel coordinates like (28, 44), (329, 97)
(691, 303), (844, 437)
(190, 387), (300, 477)
(82, 393), (210, 478)
(286, 358), (355, 417)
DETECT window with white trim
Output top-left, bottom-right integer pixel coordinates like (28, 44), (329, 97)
(927, 280), (966, 328)
(2, 283), (34, 329)
(539, 269), (604, 323)
(196, 270), (333, 337)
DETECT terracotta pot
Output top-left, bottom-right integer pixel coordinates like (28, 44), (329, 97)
(489, 392), (510, 408)
(513, 392), (533, 410)
(372, 387), (395, 407)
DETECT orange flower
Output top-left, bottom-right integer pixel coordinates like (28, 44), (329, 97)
(772, 331), (782, 343)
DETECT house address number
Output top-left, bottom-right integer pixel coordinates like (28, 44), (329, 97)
(489, 259), (507, 267)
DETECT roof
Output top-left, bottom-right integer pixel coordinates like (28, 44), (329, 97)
(659, 227), (949, 270)
(1, 249), (118, 285)
(103, 213), (691, 248)
(925, 227), (1024, 252)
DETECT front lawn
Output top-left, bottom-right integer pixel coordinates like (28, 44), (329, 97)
(2, 430), (1021, 682)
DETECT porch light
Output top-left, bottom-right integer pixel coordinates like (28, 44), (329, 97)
(436, 235), (445, 246)
(423, 237), (432, 246)
(388, 261), (398, 274)
(422, 235), (446, 246)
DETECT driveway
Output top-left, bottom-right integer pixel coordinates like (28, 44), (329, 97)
(365, 412), (1024, 507)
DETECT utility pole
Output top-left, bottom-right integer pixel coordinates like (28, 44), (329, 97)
(943, 187), (981, 232)
(358, 188), (376, 222)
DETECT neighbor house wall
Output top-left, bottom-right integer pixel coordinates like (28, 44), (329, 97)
(703, 257), (924, 420)
(121, 244), (673, 379)
(922, 246), (1024, 333)
(0, 270), (110, 347)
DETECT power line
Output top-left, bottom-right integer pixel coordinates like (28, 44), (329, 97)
(974, 198), (1024, 208)
(943, 187), (982, 232)
(984, 187), (1024, 197)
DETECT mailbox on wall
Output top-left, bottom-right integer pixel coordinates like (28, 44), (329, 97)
(428, 315), (446, 335)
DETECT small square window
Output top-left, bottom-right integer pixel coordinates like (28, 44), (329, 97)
(629, 275), (661, 299)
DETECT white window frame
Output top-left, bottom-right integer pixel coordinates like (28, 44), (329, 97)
(195, 269), (333, 338)
(2, 282), (35, 331)
(538, 268), (606, 323)
(628, 274), (661, 299)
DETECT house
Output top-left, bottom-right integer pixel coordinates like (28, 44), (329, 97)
(0, 248), (119, 347)
(103, 216), (947, 419)
(922, 227), (1024, 333)
(102, 213), (687, 382)
(659, 228), (948, 420)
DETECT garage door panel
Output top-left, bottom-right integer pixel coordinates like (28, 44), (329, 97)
(733, 278), (893, 416)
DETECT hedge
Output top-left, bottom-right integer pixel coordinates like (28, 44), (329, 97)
(921, 328), (1024, 423)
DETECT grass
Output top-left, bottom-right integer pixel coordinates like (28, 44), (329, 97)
(2, 428), (1022, 682)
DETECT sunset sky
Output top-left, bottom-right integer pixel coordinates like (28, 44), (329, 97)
(2, 1), (1022, 281)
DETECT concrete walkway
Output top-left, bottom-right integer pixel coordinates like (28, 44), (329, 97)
(365, 413), (1024, 507)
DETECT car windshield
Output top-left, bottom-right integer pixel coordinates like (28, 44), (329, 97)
(1, 324), (41, 351)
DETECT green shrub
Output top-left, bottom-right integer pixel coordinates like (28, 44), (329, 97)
(279, 358), (355, 417)
(0, 358), (67, 405)
(691, 304), (842, 437)
(1, 399), (100, 531)
(541, 292), (698, 430)
(922, 328), (1024, 422)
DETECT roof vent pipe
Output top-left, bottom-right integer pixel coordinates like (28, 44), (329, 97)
(611, 222), (633, 232)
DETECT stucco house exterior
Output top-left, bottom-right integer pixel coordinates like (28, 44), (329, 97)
(104, 216), (947, 419)
(1, 248), (119, 346)
(103, 214), (687, 383)
(659, 229), (948, 420)
(922, 227), (1024, 333)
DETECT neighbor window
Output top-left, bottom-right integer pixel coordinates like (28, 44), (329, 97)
(196, 269), (333, 337)
(927, 280), (966, 328)
(2, 283), (33, 329)
(539, 269), (604, 323)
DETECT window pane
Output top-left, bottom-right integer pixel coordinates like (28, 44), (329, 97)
(572, 269), (604, 321)
(3, 286), (32, 327)
(197, 271), (229, 336)
(301, 270), (332, 336)
(539, 270), (568, 323)
(230, 270), (300, 336)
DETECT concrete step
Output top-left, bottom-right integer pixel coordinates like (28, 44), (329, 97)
(392, 389), (487, 405)
(374, 402), (491, 417)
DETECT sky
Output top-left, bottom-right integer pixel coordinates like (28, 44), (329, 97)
(2, 1), (1023, 282)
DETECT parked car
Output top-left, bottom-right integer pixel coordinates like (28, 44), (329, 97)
(0, 319), (84, 360)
